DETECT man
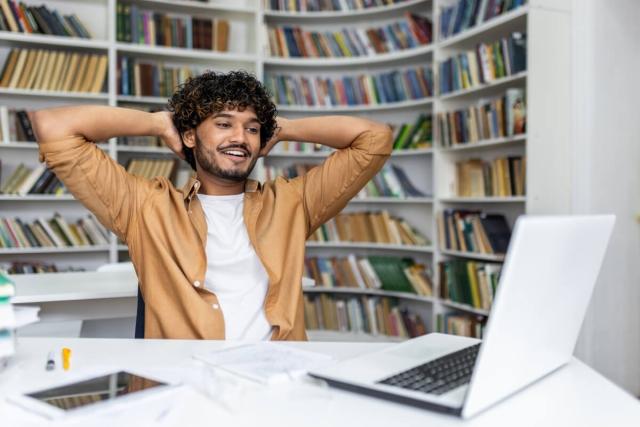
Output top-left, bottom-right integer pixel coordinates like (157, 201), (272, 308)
(32, 70), (393, 341)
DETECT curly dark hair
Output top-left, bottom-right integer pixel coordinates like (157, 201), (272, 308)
(168, 70), (278, 171)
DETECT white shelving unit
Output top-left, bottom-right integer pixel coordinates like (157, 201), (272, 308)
(0, 0), (574, 343)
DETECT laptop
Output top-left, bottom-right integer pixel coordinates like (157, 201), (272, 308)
(308, 215), (615, 418)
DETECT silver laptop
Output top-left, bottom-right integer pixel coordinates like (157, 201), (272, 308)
(309, 215), (615, 418)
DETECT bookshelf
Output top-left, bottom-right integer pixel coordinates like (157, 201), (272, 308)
(0, 0), (574, 343)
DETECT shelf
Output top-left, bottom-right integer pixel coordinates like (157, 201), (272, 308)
(264, 0), (428, 19)
(0, 88), (109, 100)
(440, 249), (505, 262)
(440, 299), (490, 316)
(438, 72), (527, 101)
(116, 43), (256, 63)
(267, 147), (432, 158)
(0, 195), (75, 201)
(0, 32), (109, 49)
(306, 242), (434, 253)
(0, 245), (111, 255)
(440, 134), (526, 152)
(116, 145), (172, 154)
(127, 0), (255, 14)
(117, 245), (128, 251)
(116, 95), (168, 105)
(264, 44), (433, 67)
(437, 6), (529, 49)
(306, 329), (406, 342)
(350, 197), (433, 204)
(304, 286), (436, 304)
(439, 196), (526, 203)
(0, 142), (39, 149)
(276, 97), (434, 113)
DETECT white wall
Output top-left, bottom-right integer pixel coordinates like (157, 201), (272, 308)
(572, 0), (640, 396)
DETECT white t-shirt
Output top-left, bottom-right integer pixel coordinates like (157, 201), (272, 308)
(197, 193), (273, 341)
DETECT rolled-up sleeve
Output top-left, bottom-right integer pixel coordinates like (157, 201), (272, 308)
(39, 136), (153, 242)
(301, 128), (393, 235)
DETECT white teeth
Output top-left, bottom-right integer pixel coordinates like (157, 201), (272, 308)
(224, 150), (246, 157)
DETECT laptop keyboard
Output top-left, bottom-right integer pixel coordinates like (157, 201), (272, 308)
(377, 344), (481, 396)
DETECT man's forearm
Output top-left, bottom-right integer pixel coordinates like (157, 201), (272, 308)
(278, 115), (391, 149)
(31, 105), (165, 144)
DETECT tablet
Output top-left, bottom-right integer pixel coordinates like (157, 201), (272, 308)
(9, 370), (172, 419)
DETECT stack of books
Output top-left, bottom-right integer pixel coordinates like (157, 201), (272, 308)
(439, 88), (526, 147)
(439, 0), (527, 40)
(437, 210), (511, 254)
(0, 1), (92, 38)
(266, 66), (434, 107)
(304, 293), (428, 338)
(116, 4), (230, 51)
(439, 259), (502, 310)
(267, 13), (431, 58)
(0, 48), (108, 94)
(308, 210), (430, 246)
(305, 255), (433, 297)
(1, 163), (66, 195)
(455, 156), (526, 197)
(439, 32), (526, 94)
(0, 214), (110, 249)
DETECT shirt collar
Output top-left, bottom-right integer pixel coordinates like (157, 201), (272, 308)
(181, 175), (259, 200)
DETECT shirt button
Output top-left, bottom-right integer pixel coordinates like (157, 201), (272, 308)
(212, 304), (219, 309)
(193, 280), (201, 287)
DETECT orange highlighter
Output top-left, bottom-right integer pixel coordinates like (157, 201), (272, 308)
(62, 347), (72, 371)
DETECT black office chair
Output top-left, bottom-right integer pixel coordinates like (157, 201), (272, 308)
(135, 287), (145, 339)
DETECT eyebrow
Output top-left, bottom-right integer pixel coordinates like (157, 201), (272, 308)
(212, 112), (260, 124)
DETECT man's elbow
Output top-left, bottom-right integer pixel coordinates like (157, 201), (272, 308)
(371, 122), (394, 154)
(30, 110), (53, 143)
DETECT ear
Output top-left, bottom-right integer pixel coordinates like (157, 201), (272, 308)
(183, 129), (196, 149)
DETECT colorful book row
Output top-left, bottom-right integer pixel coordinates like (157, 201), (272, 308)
(266, 0), (410, 12)
(437, 210), (511, 254)
(1, 261), (85, 274)
(304, 293), (428, 338)
(308, 210), (430, 246)
(439, 0), (527, 40)
(439, 259), (501, 310)
(0, 0), (91, 38)
(0, 48), (107, 93)
(305, 254), (433, 296)
(266, 66), (433, 107)
(1, 163), (66, 196)
(436, 312), (485, 338)
(118, 57), (202, 97)
(267, 13), (431, 58)
(439, 32), (526, 94)
(0, 214), (110, 249)
(116, 4), (230, 51)
(456, 156), (525, 197)
(438, 88), (526, 146)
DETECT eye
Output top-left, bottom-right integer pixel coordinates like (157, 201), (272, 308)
(246, 127), (259, 134)
(216, 122), (231, 128)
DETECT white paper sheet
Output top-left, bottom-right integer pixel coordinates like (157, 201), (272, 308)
(193, 342), (334, 384)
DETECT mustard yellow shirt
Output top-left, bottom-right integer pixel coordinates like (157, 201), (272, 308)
(39, 129), (392, 340)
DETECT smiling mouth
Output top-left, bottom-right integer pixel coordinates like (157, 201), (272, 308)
(219, 147), (250, 160)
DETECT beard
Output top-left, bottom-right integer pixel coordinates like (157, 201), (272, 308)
(194, 134), (258, 182)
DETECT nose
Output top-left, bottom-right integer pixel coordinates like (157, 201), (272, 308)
(229, 123), (247, 144)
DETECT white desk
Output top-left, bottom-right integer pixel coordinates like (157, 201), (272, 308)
(1, 338), (638, 427)
(11, 271), (138, 338)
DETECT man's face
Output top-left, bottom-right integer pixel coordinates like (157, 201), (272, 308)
(188, 107), (261, 182)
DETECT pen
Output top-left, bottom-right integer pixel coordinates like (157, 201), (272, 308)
(45, 351), (55, 371)
(62, 347), (71, 371)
